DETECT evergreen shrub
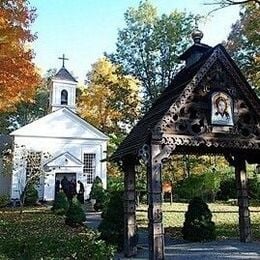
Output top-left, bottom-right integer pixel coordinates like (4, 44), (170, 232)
(65, 197), (86, 227)
(52, 191), (69, 215)
(24, 185), (38, 206)
(216, 178), (236, 201)
(98, 190), (126, 251)
(182, 197), (216, 242)
(89, 177), (107, 211)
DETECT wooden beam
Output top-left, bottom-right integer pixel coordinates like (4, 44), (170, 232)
(147, 143), (165, 260)
(234, 155), (251, 242)
(123, 157), (137, 257)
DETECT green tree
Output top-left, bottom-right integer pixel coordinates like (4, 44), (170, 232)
(0, 69), (56, 133)
(225, 3), (260, 95)
(108, 0), (195, 110)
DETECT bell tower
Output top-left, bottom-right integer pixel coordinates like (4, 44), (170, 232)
(49, 54), (78, 112)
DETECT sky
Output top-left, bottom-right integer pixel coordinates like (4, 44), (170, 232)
(29, 0), (240, 83)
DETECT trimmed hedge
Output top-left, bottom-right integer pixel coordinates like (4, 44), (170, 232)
(182, 197), (216, 242)
(65, 197), (86, 227)
(52, 191), (69, 215)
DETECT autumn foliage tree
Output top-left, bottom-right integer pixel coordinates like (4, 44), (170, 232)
(78, 58), (140, 177)
(0, 0), (40, 112)
(78, 57), (140, 135)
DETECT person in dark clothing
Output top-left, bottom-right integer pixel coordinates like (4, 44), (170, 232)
(77, 180), (85, 204)
(70, 178), (77, 196)
(55, 179), (60, 200)
(61, 176), (70, 198)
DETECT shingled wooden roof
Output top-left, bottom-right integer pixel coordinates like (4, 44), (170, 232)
(112, 44), (260, 163)
(53, 67), (78, 82)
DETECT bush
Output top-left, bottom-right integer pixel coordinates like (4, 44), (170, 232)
(65, 197), (86, 227)
(89, 177), (107, 211)
(175, 172), (221, 202)
(52, 191), (69, 215)
(182, 197), (216, 242)
(98, 190), (126, 251)
(216, 176), (260, 201)
(216, 178), (236, 201)
(248, 177), (260, 200)
(0, 194), (9, 208)
(24, 184), (38, 206)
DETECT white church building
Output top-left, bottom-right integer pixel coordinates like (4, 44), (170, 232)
(10, 61), (108, 201)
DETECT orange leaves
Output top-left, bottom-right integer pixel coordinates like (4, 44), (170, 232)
(0, 0), (40, 112)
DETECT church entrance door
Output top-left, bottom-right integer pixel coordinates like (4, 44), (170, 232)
(55, 172), (76, 200)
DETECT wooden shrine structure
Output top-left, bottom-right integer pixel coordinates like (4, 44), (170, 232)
(112, 29), (260, 259)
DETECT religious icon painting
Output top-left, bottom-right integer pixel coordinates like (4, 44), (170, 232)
(211, 92), (234, 126)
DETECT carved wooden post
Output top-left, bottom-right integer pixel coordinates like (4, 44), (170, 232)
(147, 143), (165, 260)
(123, 156), (137, 257)
(234, 155), (251, 242)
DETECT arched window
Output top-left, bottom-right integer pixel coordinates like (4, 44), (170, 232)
(61, 89), (68, 105)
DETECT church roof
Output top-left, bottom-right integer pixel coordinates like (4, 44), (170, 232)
(53, 67), (78, 83)
(10, 108), (108, 141)
(112, 44), (260, 162)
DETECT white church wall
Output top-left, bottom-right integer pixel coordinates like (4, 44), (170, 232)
(12, 136), (107, 201)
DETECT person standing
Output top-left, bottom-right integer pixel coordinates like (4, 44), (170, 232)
(77, 180), (85, 204)
(61, 176), (69, 198)
(55, 179), (60, 198)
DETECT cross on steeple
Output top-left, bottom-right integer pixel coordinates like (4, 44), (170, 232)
(58, 54), (68, 68)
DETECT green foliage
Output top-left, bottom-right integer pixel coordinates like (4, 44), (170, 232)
(0, 195), (9, 208)
(0, 85), (49, 134)
(98, 190), (126, 250)
(216, 178), (236, 201)
(65, 198), (86, 227)
(248, 176), (260, 200)
(175, 170), (222, 202)
(24, 184), (38, 206)
(137, 202), (260, 240)
(89, 177), (107, 211)
(0, 208), (115, 259)
(109, 0), (195, 110)
(182, 197), (216, 242)
(107, 175), (124, 192)
(225, 3), (259, 95)
(52, 191), (69, 215)
(216, 176), (260, 201)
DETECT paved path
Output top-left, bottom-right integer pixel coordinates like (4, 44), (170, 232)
(85, 211), (260, 259)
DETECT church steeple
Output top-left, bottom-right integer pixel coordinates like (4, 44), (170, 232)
(49, 55), (78, 112)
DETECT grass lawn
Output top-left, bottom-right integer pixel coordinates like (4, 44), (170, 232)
(137, 202), (260, 240)
(0, 206), (114, 260)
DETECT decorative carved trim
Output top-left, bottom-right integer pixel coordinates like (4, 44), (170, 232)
(138, 144), (150, 164)
(152, 144), (176, 164)
(161, 135), (260, 150)
(217, 50), (260, 115)
(152, 47), (260, 152)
